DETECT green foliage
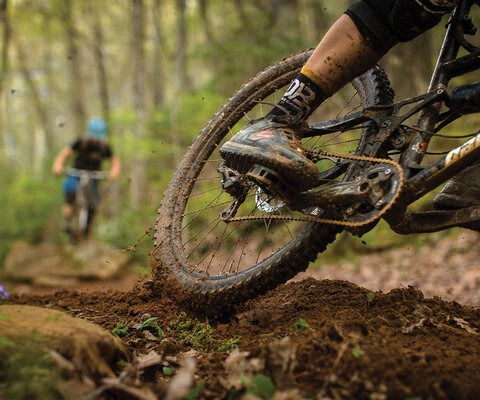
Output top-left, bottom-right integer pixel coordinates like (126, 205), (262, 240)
(0, 170), (61, 265)
(95, 206), (155, 263)
(169, 312), (239, 352)
(168, 312), (214, 351)
(185, 382), (206, 400)
(140, 317), (164, 340)
(352, 345), (364, 358)
(111, 321), (129, 338)
(294, 318), (310, 330)
(246, 374), (277, 399)
(219, 337), (241, 352)
(112, 317), (164, 340)
(177, 89), (225, 142)
(192, 2), (320, 95)
(162, 366), (175, 376)
(0, 338), (63, 399)
(366, 291), (375, 304)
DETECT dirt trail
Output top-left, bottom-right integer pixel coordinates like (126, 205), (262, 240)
(5, 230), (480, 399)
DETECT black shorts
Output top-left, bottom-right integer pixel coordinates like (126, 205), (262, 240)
(346, 0), (459, 54)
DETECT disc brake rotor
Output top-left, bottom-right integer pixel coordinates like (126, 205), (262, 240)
(255, 187), (286, 213)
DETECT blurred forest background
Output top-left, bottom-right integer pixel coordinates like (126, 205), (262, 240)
(0, 0), (477, 270)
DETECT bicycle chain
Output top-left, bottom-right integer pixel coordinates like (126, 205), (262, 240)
(225, 150), (405, 228)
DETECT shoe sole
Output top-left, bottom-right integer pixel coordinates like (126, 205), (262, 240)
(220, 142), (318, 191)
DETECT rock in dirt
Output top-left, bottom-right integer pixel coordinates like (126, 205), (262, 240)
(0, 304), (128, 398)
(2, 240), (129, 287)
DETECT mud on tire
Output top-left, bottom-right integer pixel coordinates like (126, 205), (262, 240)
(154, 49), (394, 309)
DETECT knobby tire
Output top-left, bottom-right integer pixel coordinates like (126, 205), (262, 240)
(154, 49), (394, 309)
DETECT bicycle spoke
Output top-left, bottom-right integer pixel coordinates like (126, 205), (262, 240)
(190, 185), (225, 197)
(186, 217), (224, 261)
(181, 191), (225, 230)
(182, 193), (256, 219)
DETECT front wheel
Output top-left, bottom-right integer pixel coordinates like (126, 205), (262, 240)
(154, 49), (394, 307)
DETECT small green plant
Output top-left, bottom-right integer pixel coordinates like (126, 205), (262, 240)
(140, 317), (164, 340)
(294, 318), (310, 330)
(352, 345), (364, 358)
(366, 291), (375, 303)
(162, 366), (175, 376)
(112, 321), (129, 338)
(247, 374), (276, 399)
(185, 382), (206, 400)
(219, 337), (240, 352)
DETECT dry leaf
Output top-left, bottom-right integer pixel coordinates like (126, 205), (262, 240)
(164, 357), (196, 400)
(451, 317), (479, 334)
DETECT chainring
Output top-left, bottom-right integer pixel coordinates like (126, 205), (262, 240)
(220, 150), (404, 228)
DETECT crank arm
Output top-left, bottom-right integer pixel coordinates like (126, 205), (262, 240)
(387, 205), (480, 234)
(293, 181), (370, 211)
(294, 165), (397, 211)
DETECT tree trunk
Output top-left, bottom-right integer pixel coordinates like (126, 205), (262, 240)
(15, 35), (52, 165)
(152, 0), (165, 109)
(61, 0), (86, 137)
(0, 0), (10, 160)
(130, 0), (148, 206)
(0, 0), (9, 99)
(199, 0), (214, 44)
(89, 6), (110, 124)
(170, 0), (187, 165)
(233, 0), (250, 33)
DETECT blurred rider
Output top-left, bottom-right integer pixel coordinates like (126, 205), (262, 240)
(52, 117), (121, 233)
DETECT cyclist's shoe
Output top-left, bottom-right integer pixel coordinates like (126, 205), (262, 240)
(220, 115), (318, 191)
(433, 162), (480, 210)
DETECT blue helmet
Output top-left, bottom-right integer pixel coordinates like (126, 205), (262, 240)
(87, 117), (107, 140)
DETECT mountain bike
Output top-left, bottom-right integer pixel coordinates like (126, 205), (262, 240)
(65, 168), (106, 243)
(155, 0), (480, 306)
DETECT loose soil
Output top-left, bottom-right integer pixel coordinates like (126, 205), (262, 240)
(5, 230), (480, 399)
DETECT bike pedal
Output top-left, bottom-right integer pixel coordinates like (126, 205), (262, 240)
(246, 164), (298, 201)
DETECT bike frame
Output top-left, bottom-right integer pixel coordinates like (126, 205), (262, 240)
(307, 0), (480, 234)
(66, 168), (105, 239)
(389, 0), (480, 233)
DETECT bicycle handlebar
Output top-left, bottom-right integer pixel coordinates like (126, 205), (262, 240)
(66, 167), (107, 180)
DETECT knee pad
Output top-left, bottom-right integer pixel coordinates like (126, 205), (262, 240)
(346, 0), (457, 54)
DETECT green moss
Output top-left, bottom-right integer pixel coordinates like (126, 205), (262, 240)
(169, 312), (239, 352)
(0, 339), (63, 399)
